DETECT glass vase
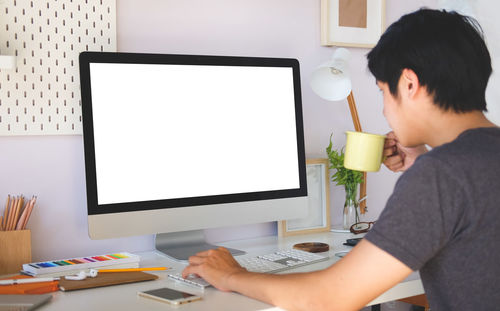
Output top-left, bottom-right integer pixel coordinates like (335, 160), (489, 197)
(343, 202), (358, 230)
(343, 184), (360, 230)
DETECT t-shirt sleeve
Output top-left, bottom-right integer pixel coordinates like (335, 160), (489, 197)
(364, 155), (464, 271)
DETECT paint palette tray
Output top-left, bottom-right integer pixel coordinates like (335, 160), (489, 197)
(21, 252), (140, 277)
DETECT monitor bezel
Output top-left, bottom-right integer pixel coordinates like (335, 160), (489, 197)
(79, 51), (307, 216)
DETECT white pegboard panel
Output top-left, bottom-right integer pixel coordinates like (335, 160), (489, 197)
(0, 0), (116, 135)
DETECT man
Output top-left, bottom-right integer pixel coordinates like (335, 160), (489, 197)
(183, 9), (500, 310)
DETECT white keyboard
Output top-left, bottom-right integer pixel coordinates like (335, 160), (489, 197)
(168, 249), (329, 288)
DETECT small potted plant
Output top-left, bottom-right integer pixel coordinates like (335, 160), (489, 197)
(326, 134), (364, 229)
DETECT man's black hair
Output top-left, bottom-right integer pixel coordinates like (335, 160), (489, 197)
(367, 9), (492, 112)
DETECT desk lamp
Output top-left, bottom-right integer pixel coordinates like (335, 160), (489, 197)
(310, 48), (367, 214)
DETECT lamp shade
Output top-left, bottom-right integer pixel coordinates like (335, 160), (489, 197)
(310, 48), (352, 101)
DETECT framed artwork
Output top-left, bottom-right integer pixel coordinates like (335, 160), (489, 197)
(278, 159), (331, 237)
(321, 0), (386, 48)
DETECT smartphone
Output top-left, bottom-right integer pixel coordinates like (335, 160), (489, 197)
(343, 237), (363, 246)
(138, 287), (202, 305)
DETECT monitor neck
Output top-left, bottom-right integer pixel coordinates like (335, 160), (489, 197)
(154, 230), (245, 262)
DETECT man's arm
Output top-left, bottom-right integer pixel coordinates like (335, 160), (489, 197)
(183, 239), (413, 311)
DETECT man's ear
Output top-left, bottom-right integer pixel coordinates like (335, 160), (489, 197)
(400, 68), (420, 98)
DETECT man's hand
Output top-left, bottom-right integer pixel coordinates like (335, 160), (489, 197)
(383, 131), (428, 172)
(182, 247), (247, 292)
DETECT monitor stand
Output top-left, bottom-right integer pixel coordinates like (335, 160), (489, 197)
(155, 230), (245, 262)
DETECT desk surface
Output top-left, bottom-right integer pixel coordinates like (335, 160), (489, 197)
(38, 231), (423, 311)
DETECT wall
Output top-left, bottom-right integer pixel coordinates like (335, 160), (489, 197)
(1, 0), (498, 268)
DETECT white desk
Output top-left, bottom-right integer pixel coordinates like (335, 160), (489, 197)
(38, 231), (424, 310)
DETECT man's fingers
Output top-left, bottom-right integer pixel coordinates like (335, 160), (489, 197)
(384, 138), (397, 148)
(188, 255), (206, 265)
(217, 247), (230, 253)
(195, 247), (227, 257)
(387, 162), (404, 172)
(386, 131), (397, 139)
(383, 146), (398, 157)
(384, 155), (405, 172)
(395, 165), (406, 172)
(384, 154), (403, 167)
(181, 265), (199, 278)
(194, 249), (213, 257)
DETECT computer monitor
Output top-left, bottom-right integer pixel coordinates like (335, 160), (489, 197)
(79, 52), (308, 260)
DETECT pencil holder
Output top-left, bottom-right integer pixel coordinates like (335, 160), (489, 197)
(0, 230), (32, 275)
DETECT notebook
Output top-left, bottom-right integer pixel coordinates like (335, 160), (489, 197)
(58, 271), (158, 291)
(0, 275), (59, 295)
(0, 294), (52, 311)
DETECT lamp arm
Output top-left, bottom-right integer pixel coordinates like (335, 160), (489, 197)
(347, 91), (362, 132)
(346, 91), (367, 214)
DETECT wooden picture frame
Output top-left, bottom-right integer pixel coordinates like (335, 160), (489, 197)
(321, 0), (386, 48)
(278, 159), (331, 237)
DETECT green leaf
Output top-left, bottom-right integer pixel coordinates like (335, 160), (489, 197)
(325, 133), (364, 190)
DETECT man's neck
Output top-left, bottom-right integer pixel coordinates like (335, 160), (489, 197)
(423, 111), (496, 148)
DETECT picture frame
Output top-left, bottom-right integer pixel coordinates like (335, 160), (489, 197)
(321, 0), (386, 48)
(278, 159), (331, 237)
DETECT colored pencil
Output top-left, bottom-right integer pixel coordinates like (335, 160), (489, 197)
(16, 198), (31, 230)
(1, 195), (38, 231)
(11, 196), (21, 231)
(98, 267), (169, 272)
(21, 197), (36, 230)
(4, 197), (11, 231)
(6, 196), (17, 230)
(12, 196), (23, 230)
(0, 277), (60, 285)
(1, 195), (9, 230)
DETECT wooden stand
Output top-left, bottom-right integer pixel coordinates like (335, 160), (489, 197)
(0, 230), (32, 275)
(346, 91), (367, 214)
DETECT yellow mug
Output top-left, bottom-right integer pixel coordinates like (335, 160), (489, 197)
(344, 131), (386, 172)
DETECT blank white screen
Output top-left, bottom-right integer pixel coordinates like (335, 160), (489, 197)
(89, 63), (300, 205)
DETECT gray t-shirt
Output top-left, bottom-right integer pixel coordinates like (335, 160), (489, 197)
(365, 127), (500, 310)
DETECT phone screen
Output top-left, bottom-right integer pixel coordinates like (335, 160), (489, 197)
(141, 287), (195, 300)
(139, 287), (202, 305)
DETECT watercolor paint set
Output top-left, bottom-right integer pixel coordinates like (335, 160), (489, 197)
(21, 252), (140, 276)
